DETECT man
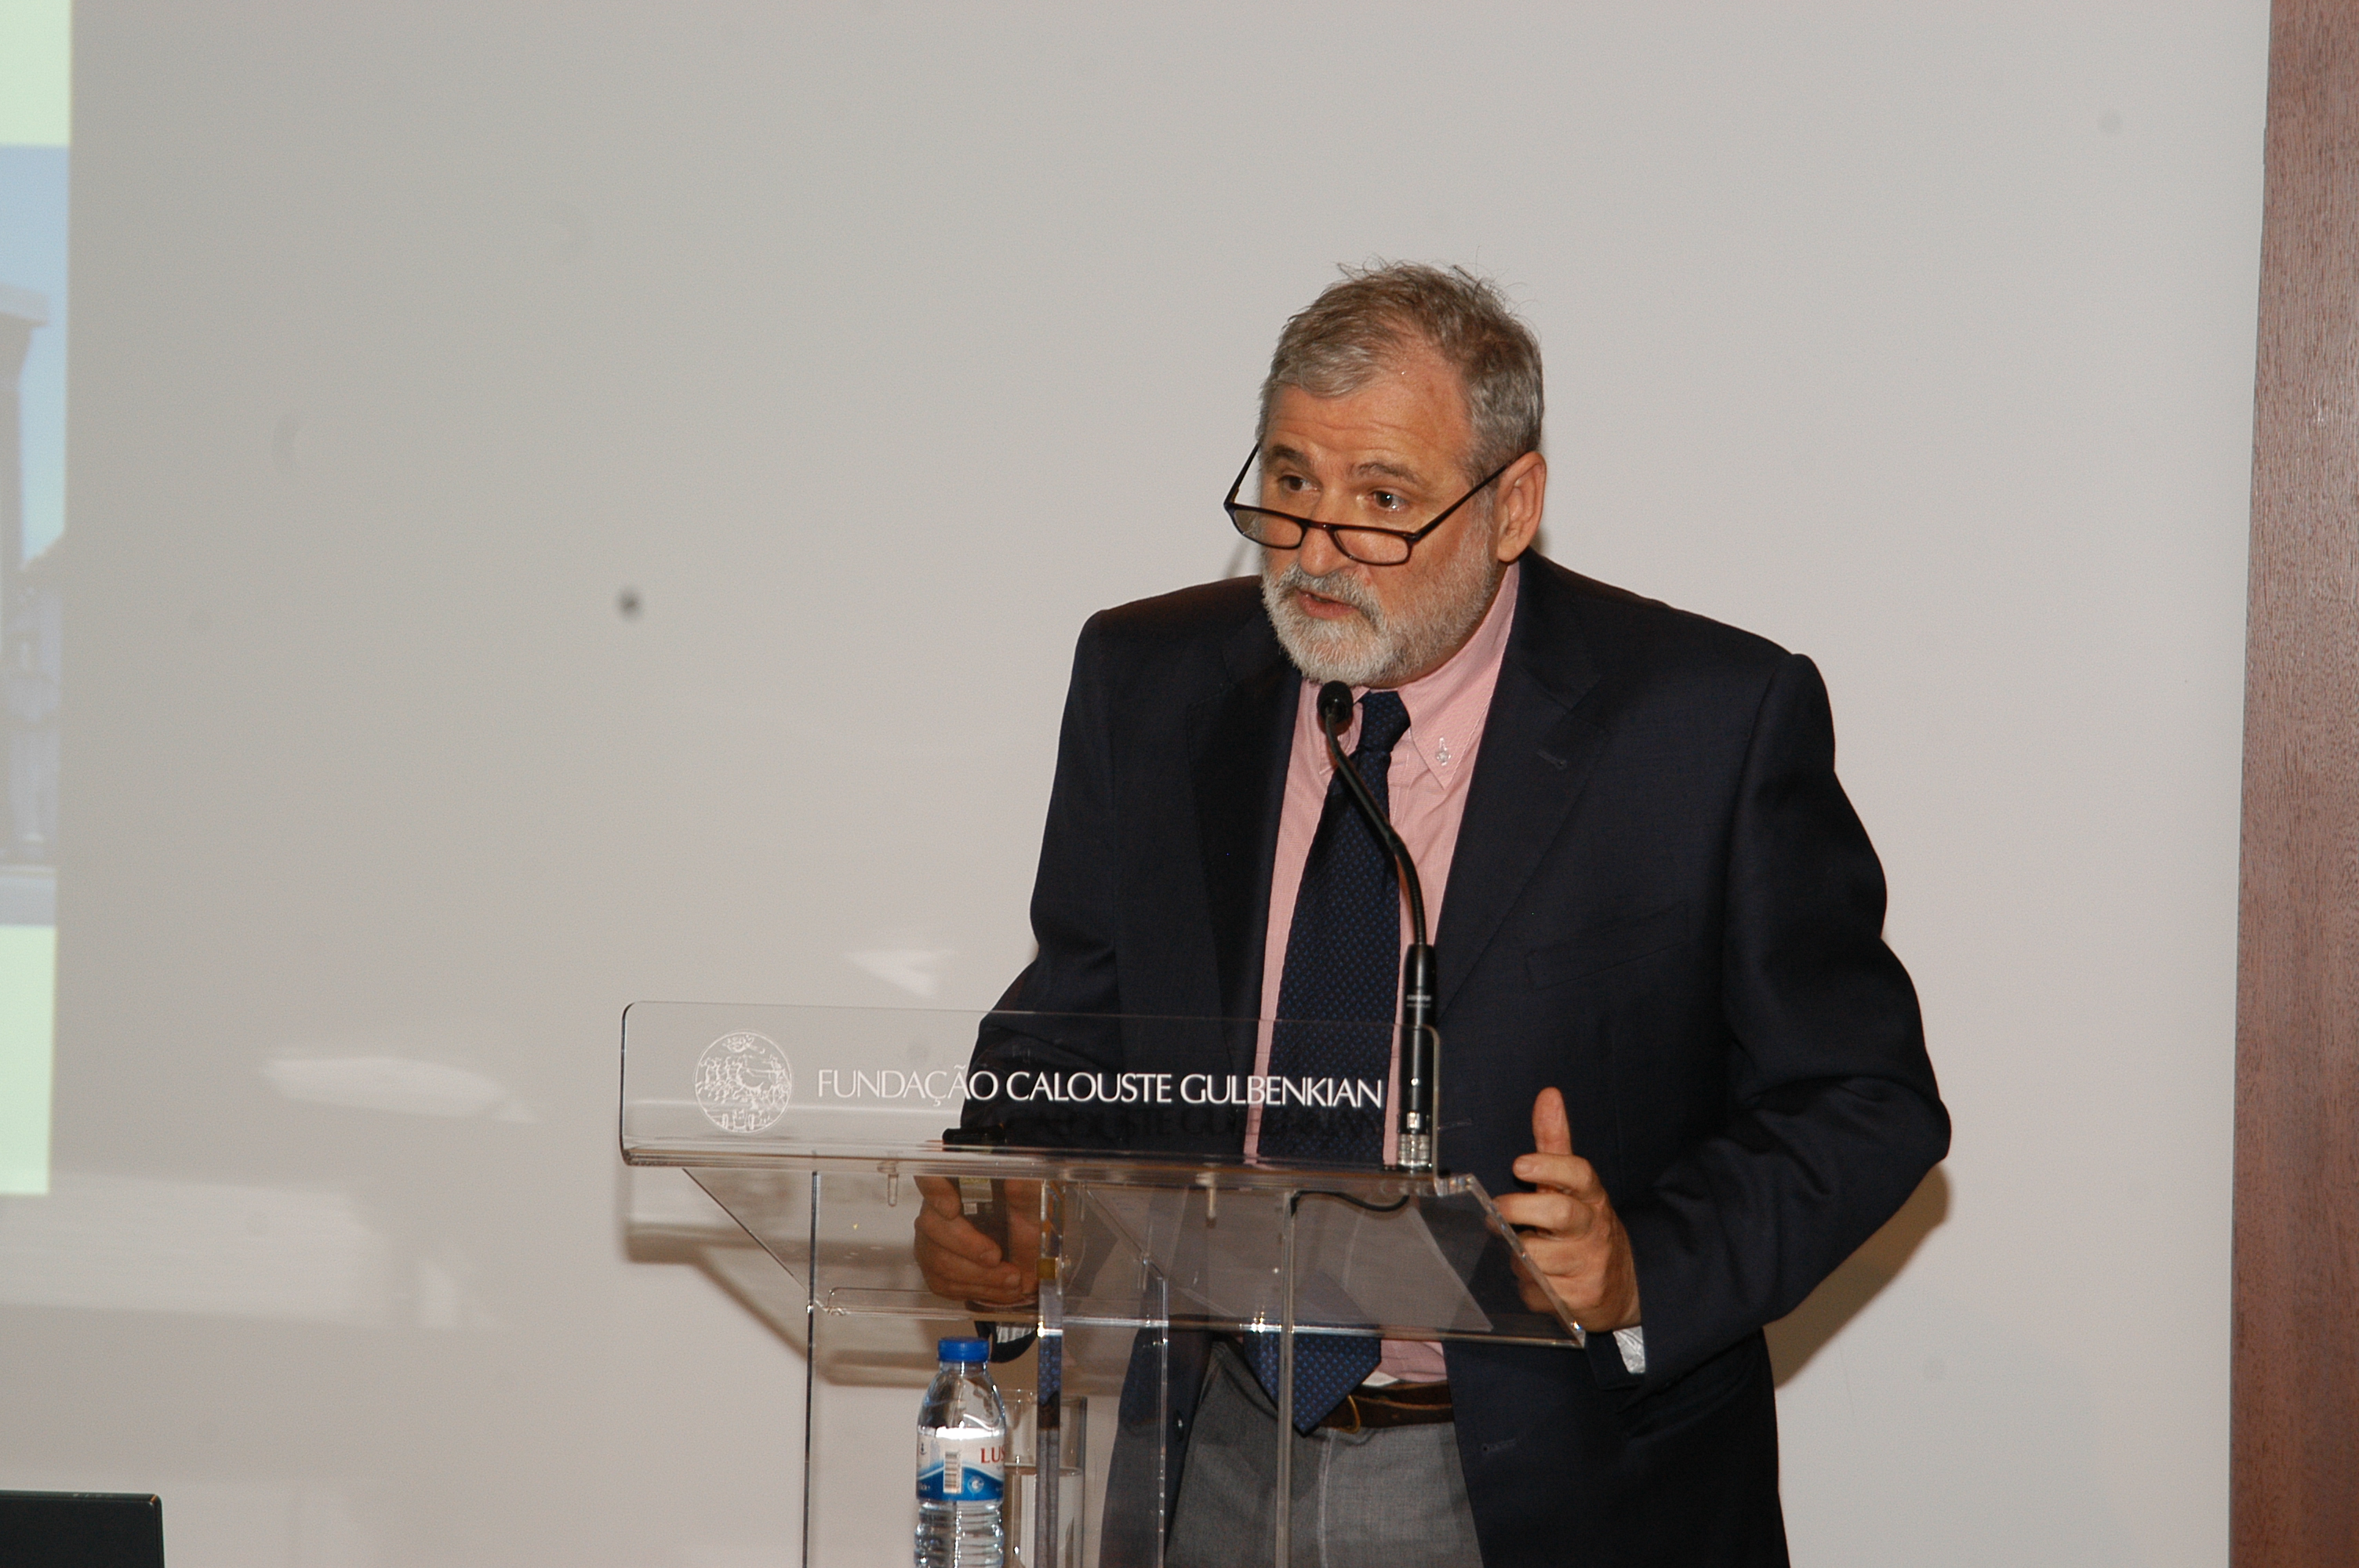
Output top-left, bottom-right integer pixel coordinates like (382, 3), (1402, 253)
(915, 264), (1947, 1566)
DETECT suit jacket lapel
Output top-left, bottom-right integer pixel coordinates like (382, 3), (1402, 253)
(1436, 558), (1612, 1014)
(1187, 615), (1297, 1029)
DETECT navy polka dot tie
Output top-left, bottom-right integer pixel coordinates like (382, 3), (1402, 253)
(1250, 688), (1412, 1428)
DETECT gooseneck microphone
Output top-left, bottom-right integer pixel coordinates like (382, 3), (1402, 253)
(1316, 681), (1441, 1174)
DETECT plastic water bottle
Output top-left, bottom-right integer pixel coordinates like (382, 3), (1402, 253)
(915, 1337), (1008, 1568)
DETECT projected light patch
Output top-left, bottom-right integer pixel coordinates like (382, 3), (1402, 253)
(0, 0), (69, 1196)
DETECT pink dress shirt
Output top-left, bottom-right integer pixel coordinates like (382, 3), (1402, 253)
(1243, 565), (1520, 1382)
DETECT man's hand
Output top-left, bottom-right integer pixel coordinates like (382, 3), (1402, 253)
(1492, 1087), (1641, 1332)
(912, 1175), (1041, 1308)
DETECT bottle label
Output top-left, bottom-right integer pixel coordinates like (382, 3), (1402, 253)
(918, 1427), (1005, 1503)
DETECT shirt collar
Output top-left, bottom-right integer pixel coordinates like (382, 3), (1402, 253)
(1318, 561), (1520, 790)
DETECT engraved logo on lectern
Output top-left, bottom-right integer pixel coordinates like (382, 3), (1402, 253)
(693, 1032), (794, 1132)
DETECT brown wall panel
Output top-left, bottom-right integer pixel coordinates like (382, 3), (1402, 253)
(2237, 2), (2359, 1563)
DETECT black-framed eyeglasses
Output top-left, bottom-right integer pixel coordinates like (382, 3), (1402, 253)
(1223, 445), (1521, 567)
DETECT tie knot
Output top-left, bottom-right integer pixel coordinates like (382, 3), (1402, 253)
(1355, 690), (1412, 758)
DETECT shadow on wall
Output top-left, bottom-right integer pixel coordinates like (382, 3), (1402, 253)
(618, 1163), (811, 1352)
(1767, 1164), (1950, 1386)
(618, 1164), (969, 1391)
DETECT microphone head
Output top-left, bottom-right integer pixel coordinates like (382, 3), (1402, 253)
(1316, 681), (1355, 738)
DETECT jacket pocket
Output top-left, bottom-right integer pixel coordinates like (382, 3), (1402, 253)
(1525, 902), (1692, 989)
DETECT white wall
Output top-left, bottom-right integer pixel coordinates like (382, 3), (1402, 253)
(1, 2), (2263, 1563)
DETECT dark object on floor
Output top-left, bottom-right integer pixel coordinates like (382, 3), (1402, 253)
(0, 1490), (165, 1567)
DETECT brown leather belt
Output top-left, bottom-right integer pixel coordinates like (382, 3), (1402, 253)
(1318, 1379), (1453, 1433)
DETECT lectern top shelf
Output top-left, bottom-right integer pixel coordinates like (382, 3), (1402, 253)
(620, 1000), (1590, 1349)
(620, 998), (1463, 1176)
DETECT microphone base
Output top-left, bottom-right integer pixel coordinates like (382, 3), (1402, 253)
(1394, 1133), (1434, 1174)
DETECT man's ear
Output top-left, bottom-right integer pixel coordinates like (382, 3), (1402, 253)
(1492, 452), (1547, 563)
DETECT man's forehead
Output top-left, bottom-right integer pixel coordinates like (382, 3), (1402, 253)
(1263, 371), (1472, 476)
(1263, 441), (1427, 484)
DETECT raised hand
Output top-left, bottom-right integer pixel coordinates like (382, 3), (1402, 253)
(1492, 1087), (1641, 1331)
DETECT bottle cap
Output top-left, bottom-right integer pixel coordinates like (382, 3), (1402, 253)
(938, 1337), (990, 1364)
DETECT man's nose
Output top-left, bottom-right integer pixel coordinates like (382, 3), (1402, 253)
(1296, 521), (1351, 579)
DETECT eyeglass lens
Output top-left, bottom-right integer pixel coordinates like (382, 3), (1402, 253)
(1230, 510), (1415, 565)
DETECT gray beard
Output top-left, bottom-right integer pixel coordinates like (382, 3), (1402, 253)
(1260, 538), (1505, 689)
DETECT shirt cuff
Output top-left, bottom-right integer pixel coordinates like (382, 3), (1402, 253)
(983, 1321), (1037, 1362)
(1612, 1325), (1647, 1376)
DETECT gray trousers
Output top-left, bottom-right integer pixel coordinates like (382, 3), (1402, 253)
(1164, 1342), (1483, 1568)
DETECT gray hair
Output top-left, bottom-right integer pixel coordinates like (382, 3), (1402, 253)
(1257, 262), (1544, 482)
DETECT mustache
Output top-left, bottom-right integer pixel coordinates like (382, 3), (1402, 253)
(1269, 563), (1383, 626)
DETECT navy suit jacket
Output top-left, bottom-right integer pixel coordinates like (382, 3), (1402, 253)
(981, 554), (1948, 1566)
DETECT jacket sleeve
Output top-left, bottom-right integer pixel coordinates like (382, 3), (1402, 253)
(961, 616), (1130, 1141)
(1009, 612), (1123, 1018)
(1615, 652), (1950, 1388)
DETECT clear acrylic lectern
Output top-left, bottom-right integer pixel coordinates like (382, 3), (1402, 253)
(619, 1003), (1585, 1567)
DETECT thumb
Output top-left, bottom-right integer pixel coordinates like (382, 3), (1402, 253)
(1531, 1087), (1572, 1156)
